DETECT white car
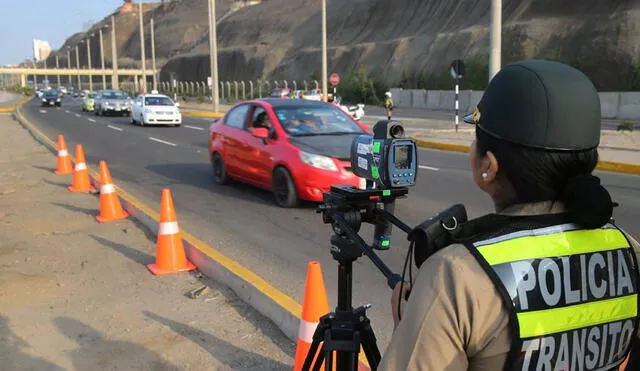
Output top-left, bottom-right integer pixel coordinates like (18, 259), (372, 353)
(130, 93), (182, 127)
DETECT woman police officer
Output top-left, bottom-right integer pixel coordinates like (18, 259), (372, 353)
(379, 60), (640, 371)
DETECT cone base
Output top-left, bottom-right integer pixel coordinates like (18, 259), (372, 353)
(68, 185), (96, 193)
(96, 211), (129, 223)
(54, 169), (73, 175)
(146, 261), (196, 276)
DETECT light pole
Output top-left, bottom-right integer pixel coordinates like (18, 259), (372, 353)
(55, 54), (60, 87)
(321, 0), (328, 102)
(150, 18), (157, 91)
(87, 35), (94, 91)
(43, 58), (48, 86)
(75, 44), (81, 90)
(138, 0), (147, 93)
(111, 15), (119, 89)
(32, 58), (37, 89)
(67, 47), (72, 87)
(99, 28), (106, 89)
(208, 0), (219, 112)
(489, 0), (502, 82)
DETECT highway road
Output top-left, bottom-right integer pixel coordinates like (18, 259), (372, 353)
(20, 96), (640, 351)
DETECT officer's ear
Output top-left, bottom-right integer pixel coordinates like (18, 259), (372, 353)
(483, 150), (500, 184)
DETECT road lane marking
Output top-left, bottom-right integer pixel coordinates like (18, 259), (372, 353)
(88, 118), (96, 123)
(75, 113), (81, 118)
(107, 125), (123, 132)
(185, 125), (205, 131)
(39, 110), (47, 113)
(65, 110), (70, 113)
(419, 165), (440, 171)
(149, 137), (177, 146)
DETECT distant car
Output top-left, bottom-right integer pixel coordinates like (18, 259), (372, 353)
(269, 88), (291, 99)
(81, 92), (97, 112)
(130, 93), (182, 127)
(41, 90), (61, 107)
(94, 89), (132, 116)
(208, 98), (370, 207)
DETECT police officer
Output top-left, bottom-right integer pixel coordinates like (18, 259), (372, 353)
(379, 60), (640, 371)
(384, 92), (394, 120)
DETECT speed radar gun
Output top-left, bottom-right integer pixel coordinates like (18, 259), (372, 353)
(303, 121), (420, 371)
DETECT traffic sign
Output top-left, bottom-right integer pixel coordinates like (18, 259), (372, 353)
(450, 59), (465, 80)
(329, 73), (340, 86)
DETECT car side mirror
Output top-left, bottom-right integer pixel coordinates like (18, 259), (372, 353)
(175, 102), (180, 107)
(251, 127), (269, 139)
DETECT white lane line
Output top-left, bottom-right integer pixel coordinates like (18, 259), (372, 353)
(185, 125), (204, 131)
(65, 110), (70, 113)
(88, 118), (96, 123)
(107, 125), (123, 132)
(75, 113), (81, 118)
(419, 165), (440, 171)
(39, 110), (47, 113)
(149, 137), (177, 146)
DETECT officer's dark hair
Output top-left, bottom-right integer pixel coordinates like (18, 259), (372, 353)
(475, 127), (614, 229)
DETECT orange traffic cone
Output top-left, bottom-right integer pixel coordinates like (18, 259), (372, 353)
(54, 134), (73, 175)
(147, 188), (196, 275)
(68, 144), (95, 193)
(96, 161), (129, 223)
(294, 261), (331, 371)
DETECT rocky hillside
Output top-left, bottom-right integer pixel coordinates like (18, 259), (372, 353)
(47, 0), (640, 91)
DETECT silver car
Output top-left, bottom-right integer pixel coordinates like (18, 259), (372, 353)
(94, 90), (132, 117)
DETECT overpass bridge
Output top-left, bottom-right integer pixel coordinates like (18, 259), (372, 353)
(0, 67), (155, 90)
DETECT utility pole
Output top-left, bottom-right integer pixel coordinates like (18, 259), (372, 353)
(321, 0), (328, 102)
(55, 55), (60, 87)
(138, 0), (147, 93)
(87, 36), (93, 91)
(99, 28), (106, 89)
(75, 45), (81, 90)
(489, 0), (502, 83)
(208, 0), (219, 112)
(151, 18), (157, 91)
(111, 15), (119, 89)
(67, 47), (72, 87)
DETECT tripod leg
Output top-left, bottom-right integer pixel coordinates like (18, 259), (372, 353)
(311, 343), (326, 371)
(323, 346), (333, 371)
(359, 327), (381, 370)
(303, 339), (323, 371)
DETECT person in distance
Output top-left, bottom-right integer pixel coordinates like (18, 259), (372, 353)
(379, 60), (640, 371)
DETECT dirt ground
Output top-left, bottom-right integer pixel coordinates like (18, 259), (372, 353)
(0, 113), (295, 370)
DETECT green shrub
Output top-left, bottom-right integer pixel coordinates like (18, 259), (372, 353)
(336, 65), (385, 105)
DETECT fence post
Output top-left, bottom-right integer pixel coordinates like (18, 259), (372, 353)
(283, 80), (288, 89)
(293, 80), (297, 91)
(313, 80), (319, 89)
(250, 80), (254, 99)
(234, 81), (238, 101)
(226, 81), (231, 100)
(304, 80), (308, 90)
(241, 81), (246, 99)
(220, 81), (225, 100)
(274, 80), (279, 88)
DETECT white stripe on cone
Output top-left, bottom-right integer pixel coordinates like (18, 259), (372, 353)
(58, 149), (68, 156)
(100, 184), (116, 194)
(298, 318), (318, 344)
(158, 221), (180, 235)
(75, 162), (87, 171)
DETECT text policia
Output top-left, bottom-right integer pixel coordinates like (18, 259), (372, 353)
(504, 248), (636, 370)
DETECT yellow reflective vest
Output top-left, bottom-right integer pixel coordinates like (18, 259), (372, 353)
(467, 222), (639, 371)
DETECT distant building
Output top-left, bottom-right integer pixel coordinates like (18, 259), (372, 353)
(32, 39), (52, 62)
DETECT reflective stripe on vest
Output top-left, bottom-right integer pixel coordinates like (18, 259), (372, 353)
(470, 223), (639, 371)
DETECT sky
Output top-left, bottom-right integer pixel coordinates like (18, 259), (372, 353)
(0, 0), (159, 66)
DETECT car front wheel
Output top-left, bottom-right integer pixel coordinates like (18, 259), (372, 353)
(273, 166), (299, 208)
(212, 152), (229, 185)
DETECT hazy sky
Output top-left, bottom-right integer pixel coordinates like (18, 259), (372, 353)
(0, 0), (159, 65)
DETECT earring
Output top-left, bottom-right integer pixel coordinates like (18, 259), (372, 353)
(482, 172), (488, 179)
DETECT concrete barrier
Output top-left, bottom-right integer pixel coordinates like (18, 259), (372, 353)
(391, 89), (640, 121)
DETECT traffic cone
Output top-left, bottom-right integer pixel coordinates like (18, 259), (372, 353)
(96, 161), (129, 223)
(146, 188), (196, 275)
(294, 261), (331, 371)
(68, 144), (95, 193)
(54, 134), (73, 175)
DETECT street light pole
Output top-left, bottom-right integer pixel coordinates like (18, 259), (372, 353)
(99, 28), (106, 89)
(87, 36), (93, 91)
(111, 15), (119, 89)
(75, 45), (81, 90)
(138, 0), (147, 93)
(67, 47), (72, 87)
(489, 0), (502, 82)
(321, 0), (328, 102)
(150, 18), (157, 91)
(56, 55), (60, 87)
(208, 0), (219, 112)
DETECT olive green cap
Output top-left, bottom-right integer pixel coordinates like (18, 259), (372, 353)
(463, 60), (601, 151)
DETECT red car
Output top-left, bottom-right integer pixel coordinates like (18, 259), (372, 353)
(208, 98), (370, 207)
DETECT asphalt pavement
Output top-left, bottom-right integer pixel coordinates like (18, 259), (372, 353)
(20, 95), (640, 352)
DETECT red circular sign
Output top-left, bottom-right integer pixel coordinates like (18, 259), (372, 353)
(329, 73), (340, 86)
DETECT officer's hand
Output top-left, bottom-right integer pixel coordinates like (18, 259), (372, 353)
(391, 281), (411, 328)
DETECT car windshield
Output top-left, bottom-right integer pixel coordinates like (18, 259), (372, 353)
(145, 96), (174, 106)
(274, 105), (365, 136)
(44, 91), (58, 97)
(102, 91), (126, 99)
(87, 93), (97, 99)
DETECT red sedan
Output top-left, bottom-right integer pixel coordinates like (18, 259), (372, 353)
(208, 98), (370, 207)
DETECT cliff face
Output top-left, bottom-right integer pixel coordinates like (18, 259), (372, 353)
(49, 0), (640, 90)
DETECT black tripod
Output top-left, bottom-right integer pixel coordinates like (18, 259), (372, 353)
(302, 206), (412, 371)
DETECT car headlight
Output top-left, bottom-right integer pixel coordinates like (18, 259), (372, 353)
(105, 101), (111, 106)
(299, 151), (338, 172)
(56, 98), (61, 101)
(42, 98), (46, 101)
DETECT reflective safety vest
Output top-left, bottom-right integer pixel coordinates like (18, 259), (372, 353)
(467, 222), (640, 371)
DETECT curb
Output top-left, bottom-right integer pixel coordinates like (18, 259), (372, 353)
(0, 96), (33, 113)
(11, 107), (371, 369)
(181, 110), (224, 118)
(413, 138), (640, 176)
